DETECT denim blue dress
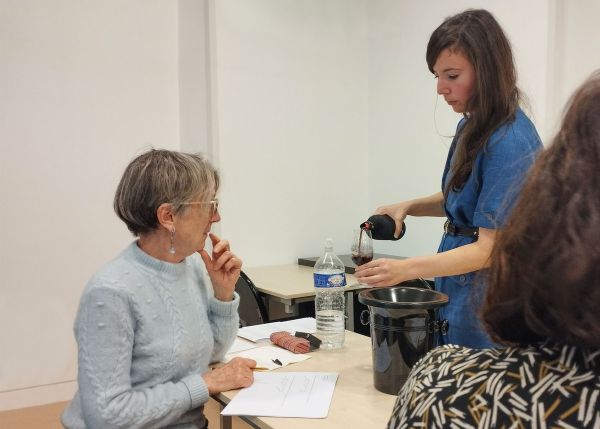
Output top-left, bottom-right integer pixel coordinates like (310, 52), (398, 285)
(436, 109), (542, 348)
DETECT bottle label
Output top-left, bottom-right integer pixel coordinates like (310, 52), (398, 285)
(314, 273), (347, 288)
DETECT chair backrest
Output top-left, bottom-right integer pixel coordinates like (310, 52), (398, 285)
(235, 270), (269, 327)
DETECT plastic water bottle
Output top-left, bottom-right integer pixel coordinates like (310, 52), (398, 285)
(313, 238), (346, 349)
(360, 214), (406, 240)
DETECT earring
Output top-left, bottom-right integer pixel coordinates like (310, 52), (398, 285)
(169, 227), (176, 254)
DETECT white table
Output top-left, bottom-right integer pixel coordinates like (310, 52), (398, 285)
(243, 265), (367, 331)
(214, 330), (398, 429)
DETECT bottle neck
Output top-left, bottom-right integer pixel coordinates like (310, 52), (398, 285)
(361, 221), (374, 231)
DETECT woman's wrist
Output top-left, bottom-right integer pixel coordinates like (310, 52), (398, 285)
(214, 290), (234, 301)
(401, 200), (415, 216)
(201, 372), (217, 395)
(402, 258), (421, 282)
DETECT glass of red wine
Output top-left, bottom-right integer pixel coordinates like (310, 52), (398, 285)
(351, 229), (373, 285)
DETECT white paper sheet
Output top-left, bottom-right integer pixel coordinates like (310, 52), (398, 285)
(226, 337), (259, 354)
(224, 344), (311, 370)
(221, 372), (338, 418)
(237, 317), (316, 342)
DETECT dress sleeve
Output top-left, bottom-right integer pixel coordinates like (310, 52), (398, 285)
(473, 125), (540, 228)
(75, 285), (208, 429)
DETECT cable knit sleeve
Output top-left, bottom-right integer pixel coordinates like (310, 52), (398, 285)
(75, 285), (206, 429)
(208, 291), (240, 362)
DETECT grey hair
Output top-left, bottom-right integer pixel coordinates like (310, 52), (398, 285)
(114, 149), (220, 236)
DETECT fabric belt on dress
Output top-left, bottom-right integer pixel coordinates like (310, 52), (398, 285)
(444, 219), (479, 238)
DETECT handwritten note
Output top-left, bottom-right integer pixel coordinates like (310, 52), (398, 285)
(221, 372), (338, 418)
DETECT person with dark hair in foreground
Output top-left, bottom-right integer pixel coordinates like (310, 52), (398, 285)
(387, 70), (600, 428)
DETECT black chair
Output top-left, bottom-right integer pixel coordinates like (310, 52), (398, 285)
(235, 270), (269, 327)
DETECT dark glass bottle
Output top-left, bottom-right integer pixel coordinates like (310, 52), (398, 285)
(360, 214), (406, 241)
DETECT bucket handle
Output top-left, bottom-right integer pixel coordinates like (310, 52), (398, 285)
(360, 309), (370, 326)
(428, 319), (449, 335)
(416, 277), (433, 289)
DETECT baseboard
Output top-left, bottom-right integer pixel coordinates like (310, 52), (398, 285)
(0, 380), (77, 412)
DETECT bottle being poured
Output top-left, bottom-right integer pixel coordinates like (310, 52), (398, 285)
(360, 214), (406, 241)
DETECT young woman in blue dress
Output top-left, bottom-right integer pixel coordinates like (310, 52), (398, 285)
(354, 9), (542, 348)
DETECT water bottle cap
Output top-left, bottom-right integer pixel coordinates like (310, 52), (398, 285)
(324, 238), (334, 249)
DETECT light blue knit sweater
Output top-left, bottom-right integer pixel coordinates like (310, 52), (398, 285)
(62, 242), (239, 429)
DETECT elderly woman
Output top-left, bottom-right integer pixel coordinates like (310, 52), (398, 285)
(386, 71), (600, 428)
(62, 149), (255, 429)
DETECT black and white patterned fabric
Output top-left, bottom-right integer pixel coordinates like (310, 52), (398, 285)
(387, 343), (600, 428)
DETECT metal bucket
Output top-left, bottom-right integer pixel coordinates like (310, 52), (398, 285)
(358, 280), (448, 395)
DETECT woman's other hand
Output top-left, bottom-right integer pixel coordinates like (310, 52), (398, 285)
(354, 228), (495, 287)
(202, 357), (256, 395)
(354, 258), (410, 287)
(199, 232), (242, 301)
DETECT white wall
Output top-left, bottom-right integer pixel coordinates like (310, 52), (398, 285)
(547, 0), (600, 139)
(0, 0), (180, 410)
(179, 0), (212, 155)
(210, 0), (370, 266)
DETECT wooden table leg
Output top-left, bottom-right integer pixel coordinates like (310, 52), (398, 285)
(219, 404), (232, 429)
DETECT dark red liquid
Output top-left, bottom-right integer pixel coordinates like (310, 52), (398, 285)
(354, 228), (373, 265)
(352, 254), (373, 266)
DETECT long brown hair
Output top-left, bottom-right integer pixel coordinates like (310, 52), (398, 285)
(482, 70), (600, 348)
(426, 9), (520, 195)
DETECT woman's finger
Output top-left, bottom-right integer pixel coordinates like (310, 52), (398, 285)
(212, 238), (230, 254)
(354, 259), (378, 272)
(211, 250), (234, 271)
(208, 232), (221, 246)
(199, 249), (212, 270)
(394, 222), (402, 238)
(223, 257), (242, 273)
(240, 358), (257, 367)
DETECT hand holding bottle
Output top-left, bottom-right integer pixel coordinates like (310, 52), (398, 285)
(373, 203), (411, 239)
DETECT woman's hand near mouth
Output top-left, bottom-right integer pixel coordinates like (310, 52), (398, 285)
(199, 232), (242, 301)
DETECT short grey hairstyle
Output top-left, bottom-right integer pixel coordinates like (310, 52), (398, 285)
(114, 149), (220, 236)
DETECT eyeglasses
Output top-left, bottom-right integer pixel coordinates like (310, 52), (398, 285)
(176, 198), (219, 215)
